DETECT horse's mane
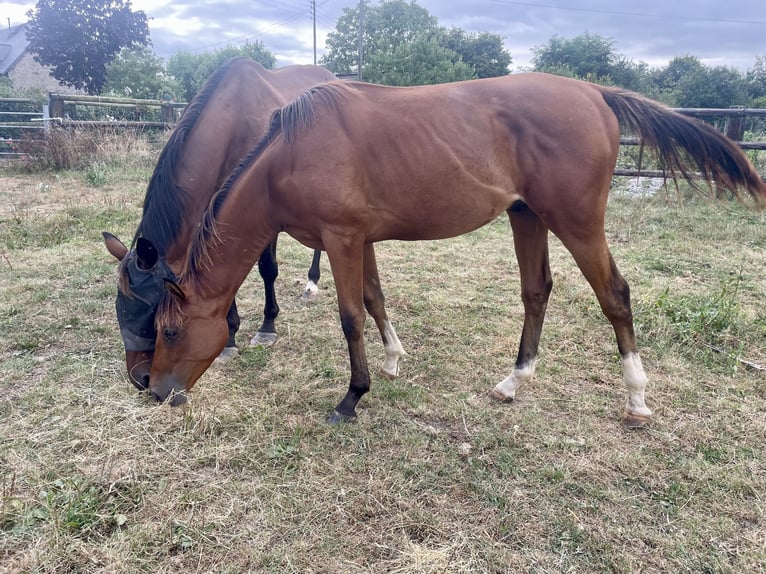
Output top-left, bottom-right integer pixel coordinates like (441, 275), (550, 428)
(131, 59), (248, 255)
(183, 81), (355, 284)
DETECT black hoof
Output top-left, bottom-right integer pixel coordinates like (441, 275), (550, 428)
(327, 410), (357, 424)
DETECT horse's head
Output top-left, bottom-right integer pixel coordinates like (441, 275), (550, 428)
(102, 232), (176, 391)
(147, 277), (230, 405)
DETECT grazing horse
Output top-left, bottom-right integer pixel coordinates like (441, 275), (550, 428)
(147, 74), (766, 427)
(102, 58), (335, 391)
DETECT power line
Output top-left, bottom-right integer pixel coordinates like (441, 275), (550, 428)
(195, 5), (312, 53)
(195, 1), (337, 55)
(489, 0), (766, 26)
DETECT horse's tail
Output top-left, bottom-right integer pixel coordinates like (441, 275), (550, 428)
(598, 86), (766, 208)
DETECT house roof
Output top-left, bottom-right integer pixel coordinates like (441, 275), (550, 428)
(0, 23), (30, 75)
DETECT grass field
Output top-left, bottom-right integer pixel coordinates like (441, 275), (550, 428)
(0, 148), (765, 573)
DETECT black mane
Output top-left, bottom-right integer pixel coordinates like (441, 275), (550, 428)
(182, 81), (354, 284)
(131, 58), (247, 255)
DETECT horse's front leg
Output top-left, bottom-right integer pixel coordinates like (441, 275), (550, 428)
(250, 237), (280, 346)
(323, 236), (370, 423)
(215, 298), (241, 361)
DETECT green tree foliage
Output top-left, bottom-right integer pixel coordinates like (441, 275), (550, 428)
(444, 29), (511, 78)
(167, 42), (276, 101)
(104, 47), (180, 100)
(530, 34), (761, 108)
(651, 55), (748, 107)
(532, 33), (617, 80)
(321, 0), (509, 85)
(25, 0), (150, 95)
(745, 55), (766, 107)
(367, 35), (474, 86)
(531, 32), (647, 92)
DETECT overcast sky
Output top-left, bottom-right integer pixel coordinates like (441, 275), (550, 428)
(2, 1), (764, 72)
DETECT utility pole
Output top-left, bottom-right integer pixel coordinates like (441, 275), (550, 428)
(357, 0), (364, 80)
(312, 0), (317, 65)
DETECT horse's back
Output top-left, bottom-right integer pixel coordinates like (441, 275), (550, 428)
(267, 74), (623, 243)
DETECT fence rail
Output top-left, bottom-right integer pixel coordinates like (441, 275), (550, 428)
(0, 97), (44, 156)
(0, 94), (187, 156)
(0, 96), (765, 170)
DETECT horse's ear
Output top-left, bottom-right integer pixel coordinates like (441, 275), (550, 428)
(135, 237), (159, 270)
(102, 232), (128, 261)
(163, 278), (187, 301)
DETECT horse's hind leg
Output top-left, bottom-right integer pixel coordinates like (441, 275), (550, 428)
(301, 249), (322, 301)
(491, 202), (552, 402)
(362, 244), (405, 378)
(250, 237), (280, 346)
(558, 229), (652, 428)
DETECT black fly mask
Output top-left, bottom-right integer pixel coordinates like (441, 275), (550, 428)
(116, 238), (176, 352)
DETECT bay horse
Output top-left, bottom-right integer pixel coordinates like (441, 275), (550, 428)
(147, 73), (766, 427)
(102, 58), (335, 391)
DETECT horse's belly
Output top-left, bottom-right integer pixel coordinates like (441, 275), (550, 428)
(368, 184), (520, 242)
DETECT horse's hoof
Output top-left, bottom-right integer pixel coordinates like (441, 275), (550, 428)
(379, 367), (398, 380)
(622, 410), (651, 430)
(327, 410), (357, 424)
(215, 346), (240, 363)
(249, 332), (277, 347)
(489, 388), (514, 403)
(300, 283), (319, 303)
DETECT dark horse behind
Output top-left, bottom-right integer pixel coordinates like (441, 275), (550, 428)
(102, 58), (335, 390)
(144, 74), (765, 427)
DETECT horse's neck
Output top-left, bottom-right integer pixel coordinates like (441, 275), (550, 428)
(164, 127), (260, 267)
(193, 167), (277, 301)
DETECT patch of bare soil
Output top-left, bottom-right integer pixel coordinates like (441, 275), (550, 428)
(0, 173), (139, 217)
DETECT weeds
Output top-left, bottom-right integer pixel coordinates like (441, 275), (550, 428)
(654, 275), (742, 344)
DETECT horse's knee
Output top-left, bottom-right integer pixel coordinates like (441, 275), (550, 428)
(521, 280), (552, 313)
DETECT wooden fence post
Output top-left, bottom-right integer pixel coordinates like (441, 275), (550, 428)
(48, 94), (64, 120)
(717, 110), (747, 199)
(160, 103), (175, 125)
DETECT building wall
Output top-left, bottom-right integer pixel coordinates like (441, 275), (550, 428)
(8, 52), (81, 95)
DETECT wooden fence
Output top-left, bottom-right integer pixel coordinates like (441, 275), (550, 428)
(0, 94), (187, 156)
(616, 107), (766, 178)
(1, 95), (765, 172)
(0, 97), (45, 157)
(47, 93), (187, 127)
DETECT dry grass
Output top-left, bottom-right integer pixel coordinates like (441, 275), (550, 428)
(0, 161), (764, 573)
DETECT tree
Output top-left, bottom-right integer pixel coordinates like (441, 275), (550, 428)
(367, 35), (474, 86)
(532, 33), (617, 81)
(104, 47), (180, 100)
(445, 29), (510, 78)
(745, 55), (766, 107)
(532, 33), (651, 92)
(25, 0), (150, 95)
(323, 0), (439, 79)
(651, 56), (748, 108)
(167, 42), (276, 102)
(321, 0), (504, 85)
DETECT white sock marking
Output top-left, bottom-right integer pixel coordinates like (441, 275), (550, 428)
(622, 352), (652, 417)
(380, 320), (405, 377)
(493, 359), (537, 400)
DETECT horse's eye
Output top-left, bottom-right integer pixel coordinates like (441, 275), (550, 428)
(163, 328), (178, 343)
